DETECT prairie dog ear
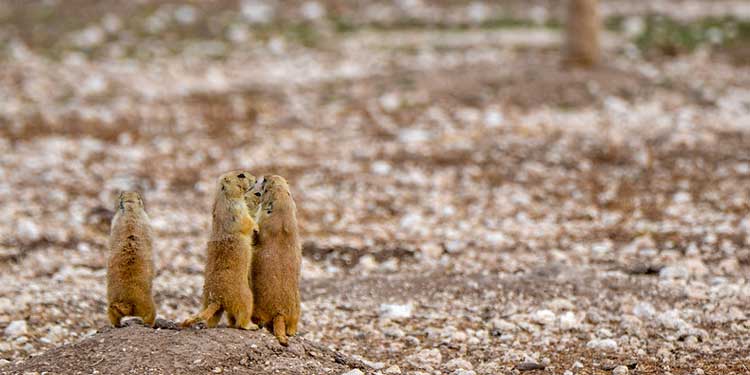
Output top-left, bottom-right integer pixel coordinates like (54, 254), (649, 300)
(138, 192), (146, 210)
(116, 191), (124, 210)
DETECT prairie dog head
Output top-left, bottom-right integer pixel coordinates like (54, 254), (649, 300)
(116, 191), (145, 212)
(112, 191), (149, 233)
(254, 175), (295, 215)
(217, 171), (254, 200)
(212, 171), (257, 237)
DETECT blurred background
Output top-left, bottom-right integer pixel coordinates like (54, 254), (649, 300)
(1, 0), (750, 373)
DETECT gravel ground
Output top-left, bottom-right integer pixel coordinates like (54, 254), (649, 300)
(1, 1), (750, 374)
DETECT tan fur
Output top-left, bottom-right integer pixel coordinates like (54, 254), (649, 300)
(182, 171), (260, 330)
(107, 191), (156, 327)
(564, 0), (601, 67)
(249, 175), (301, 346)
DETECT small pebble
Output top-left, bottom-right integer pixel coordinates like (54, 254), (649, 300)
(4, 320), (28, 338)
(383, 365), (401, 374)
(516, 362), (545, 371)
(379, 304), (412, 320)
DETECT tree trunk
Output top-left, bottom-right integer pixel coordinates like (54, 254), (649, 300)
(564, 0), (601, 67)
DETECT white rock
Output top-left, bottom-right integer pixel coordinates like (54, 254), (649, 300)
(301, 1), (326, 20)
(658, 310), (690, 331)
(174, 5), (197, 24)
(591, 242), (612, 255)
(623, 16), (645, 37)
(632, 302), (656, 319)
(16, 219), (41, 243)
(379, 303), (413, 319)
(586, 338), (617, 351)
(448, 330), (467, 342)
(406, 349), (442, 370)
(444, 240), (464, 254)
(227, 24), (249, 43)
(0, 358), (9, 366)
(72, 26), (105, 48)
(491, 319), (517, 332)
(612, 365), (629, 375)
(531, 309), (556, 326)
(659, 265), (689, 280)
(81, 75), (108, 96)
(485, 232), (508, 245)
(0, 298), (12, 313)
(484, 109), (504, 128)
(371, 161), (392, 175)
(379, 258), (399, 272)
(597, 328), (614, 338)
(360, 359), (385, 370)
(102, 14), (122, 32)
(546, 298), (575, 311)
(453, 371), (476, 375)
(421, 243), (443, 259)
(529, 5), (548, 24)
(341, 370), (364, 375)
(44, 325), (67, 343)
(379, 92), (399, 112)
(400, 213), (422, 230)
(357, 255), (378, 271)
(467, 2), (487, 23)
(398, 129), (431, 143)
(383, 327), (405, 338)
(444, 358), (474, 371)
(383, 365), (401, 374)
(620, 315), (643, 336)
(559, 311), (580, 330)
(4, 320), (28, 338)
(241, 0), (274, 23)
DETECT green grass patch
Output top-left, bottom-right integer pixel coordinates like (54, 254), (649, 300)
(609, 15), (750, 57)
(337, 16), (559, 33)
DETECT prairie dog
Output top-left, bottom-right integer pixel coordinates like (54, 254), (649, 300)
(249, 175), (301, 346)
(182, 171), (259, 330)
(107, 191), (156, 327)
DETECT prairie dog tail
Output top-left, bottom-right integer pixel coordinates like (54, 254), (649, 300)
(273, 315), (288, 346)
(181, 302), (222, 328)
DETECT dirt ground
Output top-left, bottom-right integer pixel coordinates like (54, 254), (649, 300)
(1, 1), (750, 374)
(2, 323), (365, 374)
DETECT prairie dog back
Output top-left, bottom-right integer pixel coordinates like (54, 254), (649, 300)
(107, 191), (156, 327)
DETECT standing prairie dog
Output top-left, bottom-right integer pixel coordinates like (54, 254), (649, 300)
(182, 171), (260, 330)
(107, 191), (156, 327)
(249, 175), (301, 346)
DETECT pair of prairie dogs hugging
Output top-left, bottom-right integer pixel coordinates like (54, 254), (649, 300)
(106, 171), (301, 346)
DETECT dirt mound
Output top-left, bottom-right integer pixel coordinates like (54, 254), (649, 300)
(1, 323), (364, 375)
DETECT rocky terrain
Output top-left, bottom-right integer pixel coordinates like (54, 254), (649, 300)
(1, 1), (750, 374)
